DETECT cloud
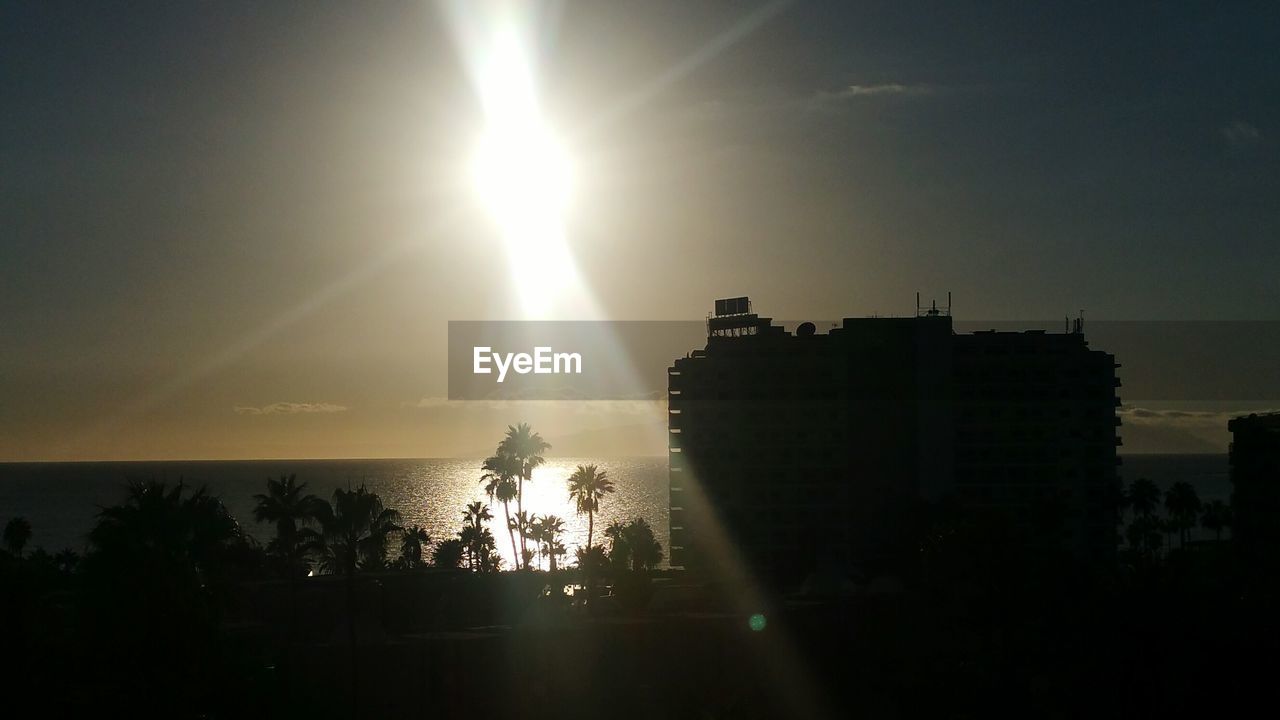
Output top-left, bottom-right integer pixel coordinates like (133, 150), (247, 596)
(1119, 405), (1278, 427)
(234, 402), (348, 416)
(1116, 405), (1280, 453)
(408, 397), (455, 409)
(817, 82), (933, 102)
(1221, 120), (1261, 148)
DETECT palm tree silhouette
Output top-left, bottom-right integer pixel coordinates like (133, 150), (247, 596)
(398, 525), (432, 569)
(605, 517), (664, 572)
(482, 452), (522, 569)
(433, 538), (464, 568)
(312, 485), (403, 575)
(54, 548), (80, 574)
(1164, 481), (1202, 549)
(538, 515), (566, 572)
(81, 481), (245, 699)
(567, 464), (614, 555)
(89, 481), (242, 576)
(1200, 500), (1231, 542)
(308, 485), (402, 712)
(3, 516), (32, 558)
(1128, 478), (1161, 519)
(252, 474), (324, 577)
(498, 423), (550, 567)
(510, 510), (534, 570)
(1126, 514), (1162, 559)
(527, 514), (546, 570)
(460, 501), (493, 571)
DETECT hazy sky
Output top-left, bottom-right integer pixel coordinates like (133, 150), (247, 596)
(2, 1), (1277, 460)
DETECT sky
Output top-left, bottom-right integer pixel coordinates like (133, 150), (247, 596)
(1, 1), (1277, 461)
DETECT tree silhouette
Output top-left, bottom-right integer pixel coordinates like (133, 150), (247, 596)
(538, 514), (566, 572)
(460, 501), (494, 571)
(567, 464), (614, 555)
(497, 423), (550, 567)
(510, 510), (535, 571)
(80, 481), (247, 702)
(306, 485), (402, 713)
(311, 485), (403, 575)
(527, 514), (546, 570)
(1128, 478), (1161, 519)
(252, 474), (324, 578)
(605, 517), (663, 572)
(1111, 478), (1132, 533)
(1200, 500), (1231, 542)
(1164, 481), (1202, 549)
(575, 544), (608, 570)
(88, 481), (243, 578)
(398, 525), (432, 569)
(3, 516), (32, 558)
(54, 547), (80, 574)
(482, 452), (522, 569)
(433, 538), (464, 568)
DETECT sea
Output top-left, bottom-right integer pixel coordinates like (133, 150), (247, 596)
(0, 454), (1231, 564)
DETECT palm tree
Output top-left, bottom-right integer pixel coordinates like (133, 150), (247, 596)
(476, 531), (501, 572)
(1200, 500), (1231, 542)
(498, 423), (550, 565)
(1126, 514), (1163, 559)
(510, 510), (535, 570)
(308, 485), (402, 713)
(605, 517), (664, 572)
(433, 538), (464, 568)
(311, 485), (403, 575)
(81, 481), (245, 693)
(527, 514), (546, 570)
(567, 464), (614, 554)
(3, 516), (32, 558)
(54, 548), (80, 574)
(460, 501), (493, 571)
(538, 514), (566, 572)
(399, 525), (432, 569)
(1164, 481), (1202, 548)
(482, 452), (522, 569)
(252, 474), (324, 577)
(1111, 479), (1131, 525)
(1128, 478), (1161, 519)
(89, 481), (242, 576)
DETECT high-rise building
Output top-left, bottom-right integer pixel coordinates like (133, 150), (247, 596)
(1229, 412), (1280, 575)
(667, 298), (1122, 585)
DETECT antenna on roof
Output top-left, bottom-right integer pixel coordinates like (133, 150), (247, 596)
(916, 291), (952, 317)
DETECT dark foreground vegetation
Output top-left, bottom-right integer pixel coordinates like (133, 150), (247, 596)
(2, 430), (1276, 718)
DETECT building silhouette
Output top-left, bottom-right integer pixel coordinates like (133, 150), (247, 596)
(667, 297), (1122, 585)
(1229, 412), (1280, 577)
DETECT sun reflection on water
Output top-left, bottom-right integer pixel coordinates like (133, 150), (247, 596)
(386, 457), (667, 571)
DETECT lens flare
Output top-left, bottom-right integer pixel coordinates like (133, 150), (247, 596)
(449, 6), (584, 318)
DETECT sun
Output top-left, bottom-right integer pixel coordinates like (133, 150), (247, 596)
(471, 116), (573, 236)
(462, 21), (580, 317)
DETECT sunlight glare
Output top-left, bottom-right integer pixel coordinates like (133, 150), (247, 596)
(465, 20), (580, 318)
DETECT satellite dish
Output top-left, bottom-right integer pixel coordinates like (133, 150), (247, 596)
(797, 322), (816, 337)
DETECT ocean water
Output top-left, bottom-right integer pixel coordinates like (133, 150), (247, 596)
(0, 454), (1231, 561)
